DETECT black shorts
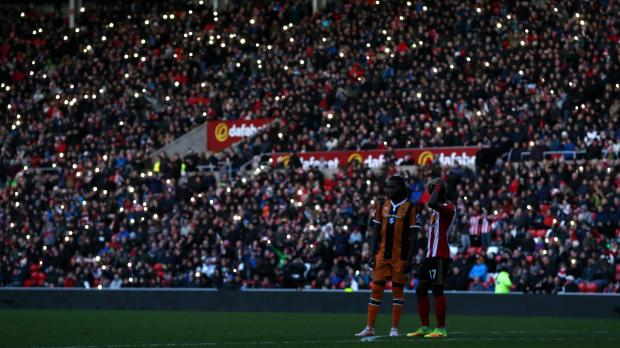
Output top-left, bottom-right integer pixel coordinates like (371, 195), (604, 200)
(419, 257), (451, 284)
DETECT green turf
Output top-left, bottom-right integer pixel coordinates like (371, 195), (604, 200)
(0, 310), (619, 348)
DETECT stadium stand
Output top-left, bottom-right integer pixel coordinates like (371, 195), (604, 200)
(0, 0), (619, 293)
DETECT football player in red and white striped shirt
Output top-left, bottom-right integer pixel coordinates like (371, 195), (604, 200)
(407, 178), (456, 338)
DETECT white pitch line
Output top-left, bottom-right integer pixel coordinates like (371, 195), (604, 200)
(27, 331), (620, 348)
(30, 340), (358, 348)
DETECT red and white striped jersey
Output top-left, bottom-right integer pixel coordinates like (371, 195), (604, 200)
(468, 215), (481, 236)
(480, 217), (491, 234)
(426, 202), (456, 258)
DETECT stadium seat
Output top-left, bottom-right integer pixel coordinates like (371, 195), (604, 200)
(578, 282), (587, 292)
(586, 282), (598, 293)
(543, 216), (555, 227)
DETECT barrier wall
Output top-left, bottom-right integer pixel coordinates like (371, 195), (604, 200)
(1, 289), (618, 318)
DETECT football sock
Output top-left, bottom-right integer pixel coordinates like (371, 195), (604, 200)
(391, 284), (404, 328)
(417, 295), (430, 326)
(367, 282), (385, 328)
(435, 295), (446, 328)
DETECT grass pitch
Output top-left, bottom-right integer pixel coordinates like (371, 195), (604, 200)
(1, 310), (619, 348)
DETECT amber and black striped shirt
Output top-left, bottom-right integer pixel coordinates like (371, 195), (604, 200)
(372, 199), (422, 260)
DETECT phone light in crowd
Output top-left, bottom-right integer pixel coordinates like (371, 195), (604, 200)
(476, 8), (481, 13)
(226, 187), (231, 193)
(75, 27), (80, 33)
(250, 18), (255, 25)
(314, 204), (321, 211)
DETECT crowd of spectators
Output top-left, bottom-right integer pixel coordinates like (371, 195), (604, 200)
(0, 0), (619, 293)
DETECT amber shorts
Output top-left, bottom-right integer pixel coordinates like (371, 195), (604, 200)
(373, 258), (407, 285)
